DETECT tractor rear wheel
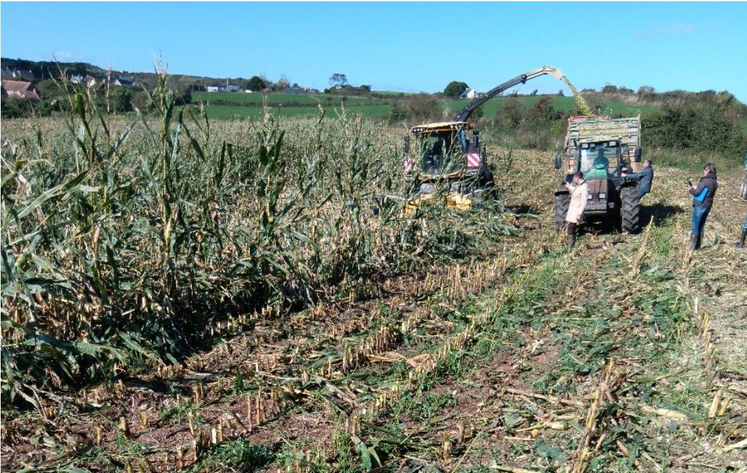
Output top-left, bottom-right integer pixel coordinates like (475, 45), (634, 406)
(621, 185), (641, 234)
(554, 193), (570, 231)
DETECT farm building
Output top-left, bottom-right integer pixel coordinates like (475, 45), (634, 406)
(1, 67), (35, 81)
(207, 83), (243, 92)
(1, 80), (41, 102)
(70, 75), (101, 87)
(459, 88), (481, 100)
(113, 76), (135, 87)
(285, 85), (320, 95)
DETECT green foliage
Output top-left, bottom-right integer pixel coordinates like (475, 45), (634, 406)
(173, 86), (192, 106)
(528, 96), (563, 124)
(109, 87), (133, 113)
(246, 75), (266, 92)
(186, 440), (274, 472)
(443, 81), (469, 99)
(601, 84), (619, 94)
(494, 97), (525, 133)
(468, 103), (484, 121)
(0, 96), (32, 118)
(271, 74), (290, 92)
(642, 98), (747, 158)
(486, 89), (747, 160)
(492, 96), (564, 149)
(327, 84), (373, 97)
(329, 73), (348, 89)
(389, 93), (439, 123)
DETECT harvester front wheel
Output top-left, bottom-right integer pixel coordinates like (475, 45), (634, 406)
(553, 193), (570, 231)
(621, 185), (641, 234)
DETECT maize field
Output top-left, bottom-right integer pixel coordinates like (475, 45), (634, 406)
(2, 73), (746, 472)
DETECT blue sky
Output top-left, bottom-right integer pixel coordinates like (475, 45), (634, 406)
(2, 2), (747, 103)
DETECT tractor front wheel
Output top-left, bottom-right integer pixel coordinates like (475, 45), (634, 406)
(621, 185), (641, 234)
(554, 193), (570, 231)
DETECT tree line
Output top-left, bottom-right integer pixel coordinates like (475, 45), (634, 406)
(3, 57), (746, 161)
(388, 81), (747, 162)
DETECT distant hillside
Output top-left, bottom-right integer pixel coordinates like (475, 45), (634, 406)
(1, 57), (222, 90)
(4, 57), (746, 109)
(3, 58), (746, 162)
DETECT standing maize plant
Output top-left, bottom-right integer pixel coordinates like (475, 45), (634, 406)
(1, 68), (514, 408)
(2, 79), (135, 405)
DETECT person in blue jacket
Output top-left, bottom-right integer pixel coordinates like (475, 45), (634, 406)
(688, 163), (718, 251)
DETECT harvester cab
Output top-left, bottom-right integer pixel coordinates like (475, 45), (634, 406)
(554, 116), (643, 233)
(403, 121), (493, 212)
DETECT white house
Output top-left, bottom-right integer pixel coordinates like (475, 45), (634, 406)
(113, 77), (135, 87)
(70, 75), (101, 87)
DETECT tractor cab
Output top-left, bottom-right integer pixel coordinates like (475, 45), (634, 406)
(575, 140), (626, 181)
(402, 121), (494, 211)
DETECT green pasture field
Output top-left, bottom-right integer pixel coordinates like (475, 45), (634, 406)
(203, 103), (393, 120)
(196, 92), (663, 121)
(442, 96), (662, 118)
(193, 92), (388, 107)
(193, 92), (396, 120)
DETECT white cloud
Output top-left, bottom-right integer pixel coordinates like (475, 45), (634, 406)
(50, 51), (85, 61)
(634, 22), (696, 39)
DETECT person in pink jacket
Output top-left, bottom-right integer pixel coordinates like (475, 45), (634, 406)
(563, 171), (589, 248)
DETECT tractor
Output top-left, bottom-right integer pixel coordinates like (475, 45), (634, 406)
(553, 116), (643, 233)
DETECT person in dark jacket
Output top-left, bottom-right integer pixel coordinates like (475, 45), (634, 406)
(635, 159), (654, 199)
(622, 159), (654, 199)
(688, 163), (718, 251)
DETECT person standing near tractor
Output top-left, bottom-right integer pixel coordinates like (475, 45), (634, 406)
(636, 159), (654, 199)
(563, 171), (588, 249)
(622, 159), (654, 199)
(688, 163), (718, 251)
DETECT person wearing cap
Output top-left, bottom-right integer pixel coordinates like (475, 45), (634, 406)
(689, 163), (718, 251)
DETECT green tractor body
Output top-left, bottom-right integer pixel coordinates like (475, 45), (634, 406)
(554, 116), (643, 233)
